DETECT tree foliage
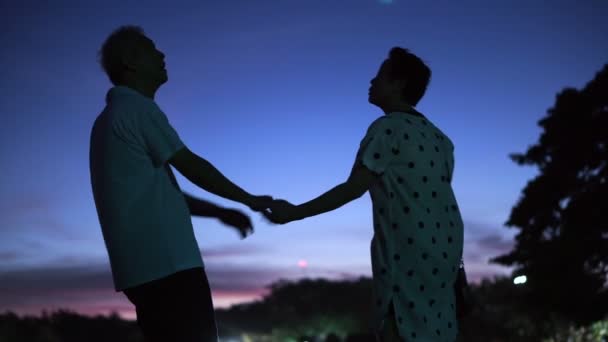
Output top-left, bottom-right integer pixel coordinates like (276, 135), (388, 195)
(490, 63), (608, 325)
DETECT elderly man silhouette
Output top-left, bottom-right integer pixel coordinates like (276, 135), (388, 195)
(90, 25), (273, 342)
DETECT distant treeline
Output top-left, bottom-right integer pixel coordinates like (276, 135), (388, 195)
(1, 276), (607, 341)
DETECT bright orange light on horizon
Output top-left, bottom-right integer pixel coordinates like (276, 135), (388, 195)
(298, 259), (308, 268)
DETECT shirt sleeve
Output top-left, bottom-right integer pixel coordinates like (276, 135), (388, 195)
(356, 117), (403, 175)
(138, 104), (185, 168)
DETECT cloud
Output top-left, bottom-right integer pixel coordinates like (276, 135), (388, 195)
(0, 192), (81, 241)
(0, 264), (114, 299)
(465, 233), (515, 267)
(0, 193), (51, 215)
(0, 251), (20, 262)
(464, 266), (511, 284)
(458, 219), (517, 283)
(0, 216), (520, 317)
(475, 234), (515, 258)
(200, 243), (271, 260)
(459, 218), (516, 262)
(205, 263), (297, 292)
(0, 259), (307, 318)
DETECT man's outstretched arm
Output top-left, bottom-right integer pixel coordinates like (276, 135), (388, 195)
(183, 192), (226, 218)
(168, 146), (272, 211)
(183, 191), (254, 238)
(165, 164), (228, 218)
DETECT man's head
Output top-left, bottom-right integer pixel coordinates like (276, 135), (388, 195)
(368, 47), (431, 112)
(97, 25), (167, 98)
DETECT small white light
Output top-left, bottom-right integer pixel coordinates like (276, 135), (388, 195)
(513, 275), (527, 285)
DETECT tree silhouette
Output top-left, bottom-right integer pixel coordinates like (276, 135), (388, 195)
(490, 63), (608, 325)
(0, 309), (142, 342)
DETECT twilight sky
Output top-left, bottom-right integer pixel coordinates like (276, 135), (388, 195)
(1, 0), (607, 320)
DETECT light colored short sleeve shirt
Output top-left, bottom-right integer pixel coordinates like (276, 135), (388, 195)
(356, 111), (464, 341)
(89, 86), (204, 291)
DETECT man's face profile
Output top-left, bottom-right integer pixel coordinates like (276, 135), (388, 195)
(122, 36), (167, 86)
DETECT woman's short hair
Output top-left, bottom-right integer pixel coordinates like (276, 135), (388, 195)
(387, 47), (432, 106)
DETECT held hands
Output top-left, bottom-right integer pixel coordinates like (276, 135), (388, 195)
(247, 195), (275, 212)
(262, 199), (301, 224)
(243, 195), (302, 225)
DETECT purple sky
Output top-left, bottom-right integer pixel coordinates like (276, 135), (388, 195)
(1, 0), (607, 319)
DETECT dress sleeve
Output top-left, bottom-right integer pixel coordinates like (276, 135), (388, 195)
(356, 117), (403, 175)
(137, 104), (185, 168)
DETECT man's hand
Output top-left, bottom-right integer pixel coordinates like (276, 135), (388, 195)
(262, 199), (301, 224)
(246, 195), (274, 212)
(218, 208), (254, 239)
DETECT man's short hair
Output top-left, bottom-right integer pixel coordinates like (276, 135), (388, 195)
(386, 47), (431, 106)
(97, 25), (147, 85)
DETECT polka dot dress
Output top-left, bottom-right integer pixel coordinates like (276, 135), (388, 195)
(356, 111), (464, 341)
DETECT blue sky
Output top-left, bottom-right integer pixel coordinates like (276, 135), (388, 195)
(1, 0), (607, 319)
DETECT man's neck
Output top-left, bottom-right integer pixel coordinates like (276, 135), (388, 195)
(118, 80), (158, 100)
